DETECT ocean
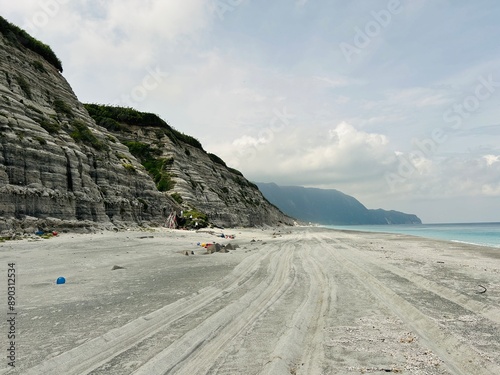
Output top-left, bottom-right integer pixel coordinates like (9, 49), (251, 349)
(325, 222), (500, 248)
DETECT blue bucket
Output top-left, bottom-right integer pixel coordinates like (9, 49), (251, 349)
(56, 277), (66, 285)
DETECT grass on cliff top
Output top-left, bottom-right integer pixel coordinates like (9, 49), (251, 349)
(208, 153), (227, 167)
(84, 103), (203, 150)
(84, 104), (253, 187)
(0, 16), (63, 72)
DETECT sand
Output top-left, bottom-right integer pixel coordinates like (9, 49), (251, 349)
(0, 226), (499, 374)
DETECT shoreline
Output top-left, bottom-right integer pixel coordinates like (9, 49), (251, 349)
(321, 223), (500, 249)
(1, 226), (499, 374)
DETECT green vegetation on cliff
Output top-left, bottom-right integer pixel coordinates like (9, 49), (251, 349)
(84, 104), (203, 150)
(208, 153), (227, 167)
(83, 104), (252, 186)
(70, 120), (107, 151)
(0, 15), (63, 72)
(124, 141), (175, 192)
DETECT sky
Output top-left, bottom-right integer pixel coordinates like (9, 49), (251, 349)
(1, 0), (500, 223)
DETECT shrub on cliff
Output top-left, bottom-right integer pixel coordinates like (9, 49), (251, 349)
(53, 99), (73, 117)
(124, 141), (175, 192)
(84, 103), (203, 150)
(15, 75), (33, 99)
(39, 119), (60, 134)
(70, 120), (107, 151)
(0, 16), (63, 72)
(208, 153), (227, 167)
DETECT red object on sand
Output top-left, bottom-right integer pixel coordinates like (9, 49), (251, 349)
(52, 231), (58, 236)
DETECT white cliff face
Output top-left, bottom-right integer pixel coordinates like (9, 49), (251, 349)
(107, 124), (293, 228)
(0, 33), (179, 233)
(0, 32), (292, 233)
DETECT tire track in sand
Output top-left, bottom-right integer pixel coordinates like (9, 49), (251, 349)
(299, 238), (335, 375)
(319, 235), (500, 375)
(131, 242), (295, 375)
(337, 238), (500, 325)
(21, 245), (275, 375)
(260, 234), (332, 375)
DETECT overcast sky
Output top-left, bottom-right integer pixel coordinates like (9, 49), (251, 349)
(2, 0), (500, 223)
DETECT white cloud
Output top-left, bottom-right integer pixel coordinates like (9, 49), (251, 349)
(484, 154), (500, 166)
(1, 0), (499, 222)
(387, 152), (500, 199)
(222, 122), (396, 191)
(482, 183), (500, 196)
(313, 75), (364, 88)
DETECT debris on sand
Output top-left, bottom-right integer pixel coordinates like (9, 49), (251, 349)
(476, 284), (487, 294)
(200, 242), (231, 255)
(111, 265), (126, 270)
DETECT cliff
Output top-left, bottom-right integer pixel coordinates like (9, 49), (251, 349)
(256, 183), (422, 225)
(83, 104), (293, 228)
(0, 19), (292, 233)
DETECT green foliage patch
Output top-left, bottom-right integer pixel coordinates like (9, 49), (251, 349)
(15, 75), (32, 99)
(32, 60), (47, 73)
(83, 103), (203, 150)
(124, 141), (175, 192)
(124, 141), (155, 158)
(228, 167), (244, 177)
(183, 209), (208, 228)
(39, 119), (60, 134)
(0, 16), (63, 72)
(170, 192), (183, 204)
(208, 153), (227, 167)
(53, 99), (73, 117)
(70, 120), (107, 151)
(34, 136), (47, 145)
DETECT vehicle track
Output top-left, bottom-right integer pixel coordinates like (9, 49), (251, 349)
(260, 239), (330, 374)
(322, 234), (500, 325)
(318, 234), (500, 375)
(22, 244), (275, 375)
(18, 230), (500, 375)
(298, 237), (335, 375)
(132, 243), (295, 374)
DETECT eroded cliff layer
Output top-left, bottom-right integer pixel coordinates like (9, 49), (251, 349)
(84, 104), (292, 228)
(0, 31), (183, 233)
(0, 24), (292, 232)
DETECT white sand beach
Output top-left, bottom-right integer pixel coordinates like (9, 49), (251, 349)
(1, 226), (499, 374)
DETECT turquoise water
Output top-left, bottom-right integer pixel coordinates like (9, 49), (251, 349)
(325, 222), (500, 248)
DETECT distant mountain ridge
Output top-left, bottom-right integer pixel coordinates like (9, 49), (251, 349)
(256, 183), (422, 225)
